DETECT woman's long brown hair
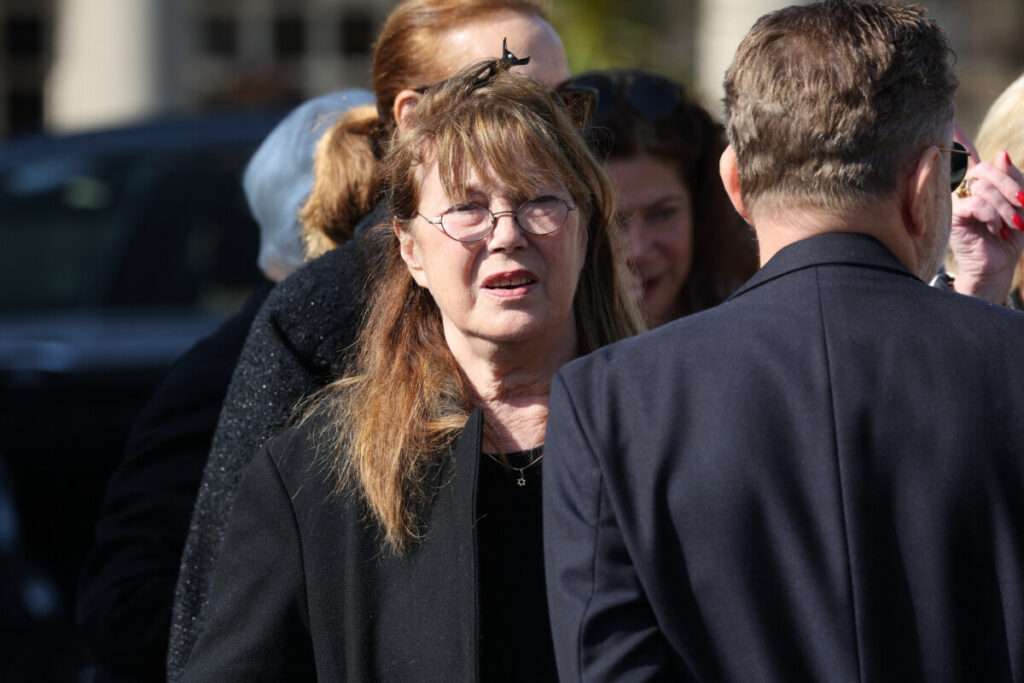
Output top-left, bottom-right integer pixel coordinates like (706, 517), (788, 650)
(304, 63), (643, 554)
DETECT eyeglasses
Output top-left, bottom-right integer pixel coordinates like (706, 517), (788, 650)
(563, 70), (683, 127)
(417, 196), (577, 243)
(942, 141), (971, 192)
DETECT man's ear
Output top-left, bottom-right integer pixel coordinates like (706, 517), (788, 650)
(904, 145), (942, 239)
(719, 145), (752, 224)
(396, 221), (429, 288)
(393, 90), (423, 131)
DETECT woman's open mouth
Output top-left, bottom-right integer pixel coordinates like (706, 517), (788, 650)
(482, 270), (538, 298)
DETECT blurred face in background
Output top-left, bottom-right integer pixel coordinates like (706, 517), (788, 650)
(607, 155), (694, 327)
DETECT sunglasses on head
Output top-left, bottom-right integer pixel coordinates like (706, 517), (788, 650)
(944, 141), (970, 192)
(561, 71), (683, 128)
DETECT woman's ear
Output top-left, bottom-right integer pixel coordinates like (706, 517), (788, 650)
(395, 221), (429, 288)
(719, 145), (751, 224)
(393, 90), (423, 131)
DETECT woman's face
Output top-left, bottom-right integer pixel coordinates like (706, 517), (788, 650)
(398, 163), (588, 353)
(606, 155), (694, 327)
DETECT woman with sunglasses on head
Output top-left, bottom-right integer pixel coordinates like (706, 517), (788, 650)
(167, 1), (573, 677)
(565, 69), (758, 327)
(181, 60), (641, 683)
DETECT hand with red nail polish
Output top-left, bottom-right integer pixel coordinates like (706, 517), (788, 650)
(949, 149), (1023, 303)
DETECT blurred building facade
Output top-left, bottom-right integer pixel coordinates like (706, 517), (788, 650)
(0, 0), (394, 137)
(0, 0), (1021, 139)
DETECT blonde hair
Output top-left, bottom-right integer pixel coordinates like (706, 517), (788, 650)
(305, 62), (643, 554)
(299, 0), (550, 258)
(975, 73), (1024, 292)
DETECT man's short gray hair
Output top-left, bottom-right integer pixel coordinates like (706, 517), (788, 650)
(723, 0), (957, 213)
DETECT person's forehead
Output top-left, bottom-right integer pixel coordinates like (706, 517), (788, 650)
(441, 12), (570, 87)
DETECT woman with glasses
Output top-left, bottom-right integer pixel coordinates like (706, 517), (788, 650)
(181, 62), (642, 682)
(565, 69), (758, 327)
(167, 2), (574, 676)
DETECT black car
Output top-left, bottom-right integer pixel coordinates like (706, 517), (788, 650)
(0, 110), (282, 679)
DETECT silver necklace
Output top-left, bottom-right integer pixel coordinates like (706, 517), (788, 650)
(484, 448), (544, 487)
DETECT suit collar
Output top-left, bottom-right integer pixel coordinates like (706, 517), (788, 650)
(729, 232), (920, 301)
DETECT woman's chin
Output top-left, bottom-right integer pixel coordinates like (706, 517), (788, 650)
(475, 311), (570, 346)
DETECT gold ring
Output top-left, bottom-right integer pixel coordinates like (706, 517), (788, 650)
(955, 176), (974, 198)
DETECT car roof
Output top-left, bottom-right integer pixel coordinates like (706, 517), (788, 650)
(0, 109), (286, 171)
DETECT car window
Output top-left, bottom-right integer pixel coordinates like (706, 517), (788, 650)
(0, 142), (262, 314)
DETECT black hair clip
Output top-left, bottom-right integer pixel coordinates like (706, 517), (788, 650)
(469, 38), (531, 90)
(500, 38), (530, 69)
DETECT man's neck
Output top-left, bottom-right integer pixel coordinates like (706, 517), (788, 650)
(750, 199), (919, 275)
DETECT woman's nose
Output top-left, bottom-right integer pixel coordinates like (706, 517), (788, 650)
(487, 211), (528, 251)
(625, 217), (651, 265)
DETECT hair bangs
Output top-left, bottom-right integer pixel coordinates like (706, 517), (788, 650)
(432, 102), (589, 208)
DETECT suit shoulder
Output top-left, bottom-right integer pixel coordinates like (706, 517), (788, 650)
(563, 301), (743, 380)
(264, 239), (362, 312)
(256, 236), (372, 372)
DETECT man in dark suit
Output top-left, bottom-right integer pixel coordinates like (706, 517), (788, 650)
(543, 1), (1024, 681)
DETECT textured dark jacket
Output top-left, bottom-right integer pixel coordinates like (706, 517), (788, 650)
(77, 282), (271, 683)
(545, 233), (1024, 683)
(168, 223), (380, 680)
(181, 411), (486, 682)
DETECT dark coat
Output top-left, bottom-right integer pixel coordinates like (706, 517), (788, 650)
(168, 222), (381, 681)
(544, 233), (1024, 682)
(77, 282), (271, 683)
(181, 411), (486, 682)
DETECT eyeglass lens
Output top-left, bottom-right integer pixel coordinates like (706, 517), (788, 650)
(441, 198), (570, 242)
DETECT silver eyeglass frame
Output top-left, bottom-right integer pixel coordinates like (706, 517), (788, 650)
(415, 197), (577, 244)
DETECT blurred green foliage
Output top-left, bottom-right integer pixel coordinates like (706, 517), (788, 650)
(547, 1), (670, 75)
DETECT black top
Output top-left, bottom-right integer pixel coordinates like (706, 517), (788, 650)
(545, 232), (1024, 682)
(477, 447), (557, 683)
(77, 281), (272, 683)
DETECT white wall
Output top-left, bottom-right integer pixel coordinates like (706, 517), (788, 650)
(45, 0), (185, 131)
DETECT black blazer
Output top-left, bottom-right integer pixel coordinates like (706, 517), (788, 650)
(181, 411), (485, 682)
(544, 233), (1024, 682)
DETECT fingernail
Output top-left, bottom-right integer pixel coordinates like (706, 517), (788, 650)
(1017, 191), (1024, 206)
(1014, 214), (1024, 231)
(1001, 226), (1012, 241)
(1005, 150), (1014, 166)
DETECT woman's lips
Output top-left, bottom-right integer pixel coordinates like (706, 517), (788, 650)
(482, 269), (538, 298)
